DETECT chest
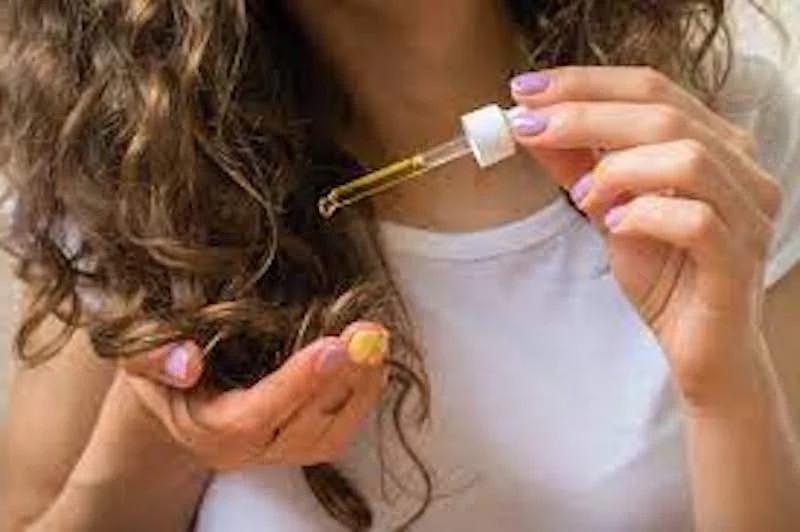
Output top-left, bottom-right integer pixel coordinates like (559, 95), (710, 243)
(335, 245), (692, 530)
(198, 230), (695, 531)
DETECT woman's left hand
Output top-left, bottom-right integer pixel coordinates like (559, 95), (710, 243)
(510, 66), (784, 415)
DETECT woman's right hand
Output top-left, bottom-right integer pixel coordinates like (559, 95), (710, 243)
(120, 322), (388, 470)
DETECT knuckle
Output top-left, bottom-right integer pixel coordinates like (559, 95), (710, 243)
(559, 103), (587, 131)
(652, 105), (684, 138)
(555, 66), (592, 97)
(676, 139), (711, 178)
(760, 177), (784, 219)
(551, 67), (577, 93)
(688, 203), (718, 242)
(640, 67), (671, 100)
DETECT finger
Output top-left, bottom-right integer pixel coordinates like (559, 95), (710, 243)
(512, 101), (711, 151)
(264, 365), (385, 466)
(132, 322), (389, 470)
(603, 195), (735, 269)
(258, 361), (362, 463)
(510, 66), (739, 141)
(123, 371), (199, 450)
(191, 336), (346, 436)
(122, 336), (350, 464)
(573, 140), (771, 245)
(260, 325), (389, 464)
(309, 366), (386, 463)
(121, 341), (204, 389)
(194, 322), (389, 434)
(259, 375), (355, 465)
(126, 366), (270, 470)
(126, 374), (264, 470)
(511, 102), (781, 216)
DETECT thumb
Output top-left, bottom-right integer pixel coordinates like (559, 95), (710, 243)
(121, 341), (205, 389)
(227, 321), (388, 425)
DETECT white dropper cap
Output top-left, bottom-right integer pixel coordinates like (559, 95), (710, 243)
(460, 104), (524, 169)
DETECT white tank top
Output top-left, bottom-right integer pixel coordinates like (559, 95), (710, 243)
(195, 56), (800, 531)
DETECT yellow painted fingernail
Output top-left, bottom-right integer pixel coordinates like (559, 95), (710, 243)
(594, 162), (606, 180)
(347, 329), (389, 365)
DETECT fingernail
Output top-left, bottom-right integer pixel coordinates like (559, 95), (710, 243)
(347, 329), (389, 366)
(165, 344), (190, 380)
(569, 174), (594, 205)
(510, 72), (550, 95)
(510, 111), (549, 137)
(316, 342), (348, 374)
(605, 205), (628, 231)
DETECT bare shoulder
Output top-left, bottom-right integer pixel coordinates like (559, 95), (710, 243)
(2, 307), (115, 527)
(7, 313), (115, 414)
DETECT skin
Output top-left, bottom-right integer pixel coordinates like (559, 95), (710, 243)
(510, 67), (799, 529)
(3, 307), (388, 531)
(3, 1), (800, 530)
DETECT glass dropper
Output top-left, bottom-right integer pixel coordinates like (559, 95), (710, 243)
(318, 136), (472, 218)
(318, 104), (521, 219)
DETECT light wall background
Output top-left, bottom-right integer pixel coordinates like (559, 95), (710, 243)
(0, 1), (798, 418)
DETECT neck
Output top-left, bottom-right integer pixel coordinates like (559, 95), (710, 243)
(289, 1), (560, 231)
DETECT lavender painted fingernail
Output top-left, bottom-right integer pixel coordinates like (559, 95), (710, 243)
(605, 205), (628, 231)
(570, 174), (594, 204)
(165, 344), (190, 380)
(317, 342), (348, 374)
(510, 72), (551, 95)
(511, 112), (549, 137)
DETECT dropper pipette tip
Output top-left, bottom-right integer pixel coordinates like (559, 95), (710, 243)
(318, 195), (339, 219)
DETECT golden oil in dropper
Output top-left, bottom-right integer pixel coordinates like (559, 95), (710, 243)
(318, 155), (427, 219)
(317, 104), (522, 219)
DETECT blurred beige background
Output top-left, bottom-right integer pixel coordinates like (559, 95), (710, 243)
(0, 1), (798, 418)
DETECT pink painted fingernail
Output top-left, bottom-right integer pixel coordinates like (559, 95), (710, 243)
(510, 111), (549, 137)
(317, 342), (348, 374)
(605, 205), (628, 231)
(570, 174), (594, 204)
(510, 72), (551, 95)
(165, 344), (190, 380)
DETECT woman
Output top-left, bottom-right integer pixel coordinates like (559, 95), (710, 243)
(2, 0), (800, 530)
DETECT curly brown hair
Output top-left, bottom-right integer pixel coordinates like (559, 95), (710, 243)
(0, 0), (773, 529)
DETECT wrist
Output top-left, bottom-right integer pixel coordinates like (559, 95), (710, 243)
(70, 372), (209, 488)
(32, 374), (211, 531)
(676, 332), (779, 421)
(683, 379), (800, 532)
